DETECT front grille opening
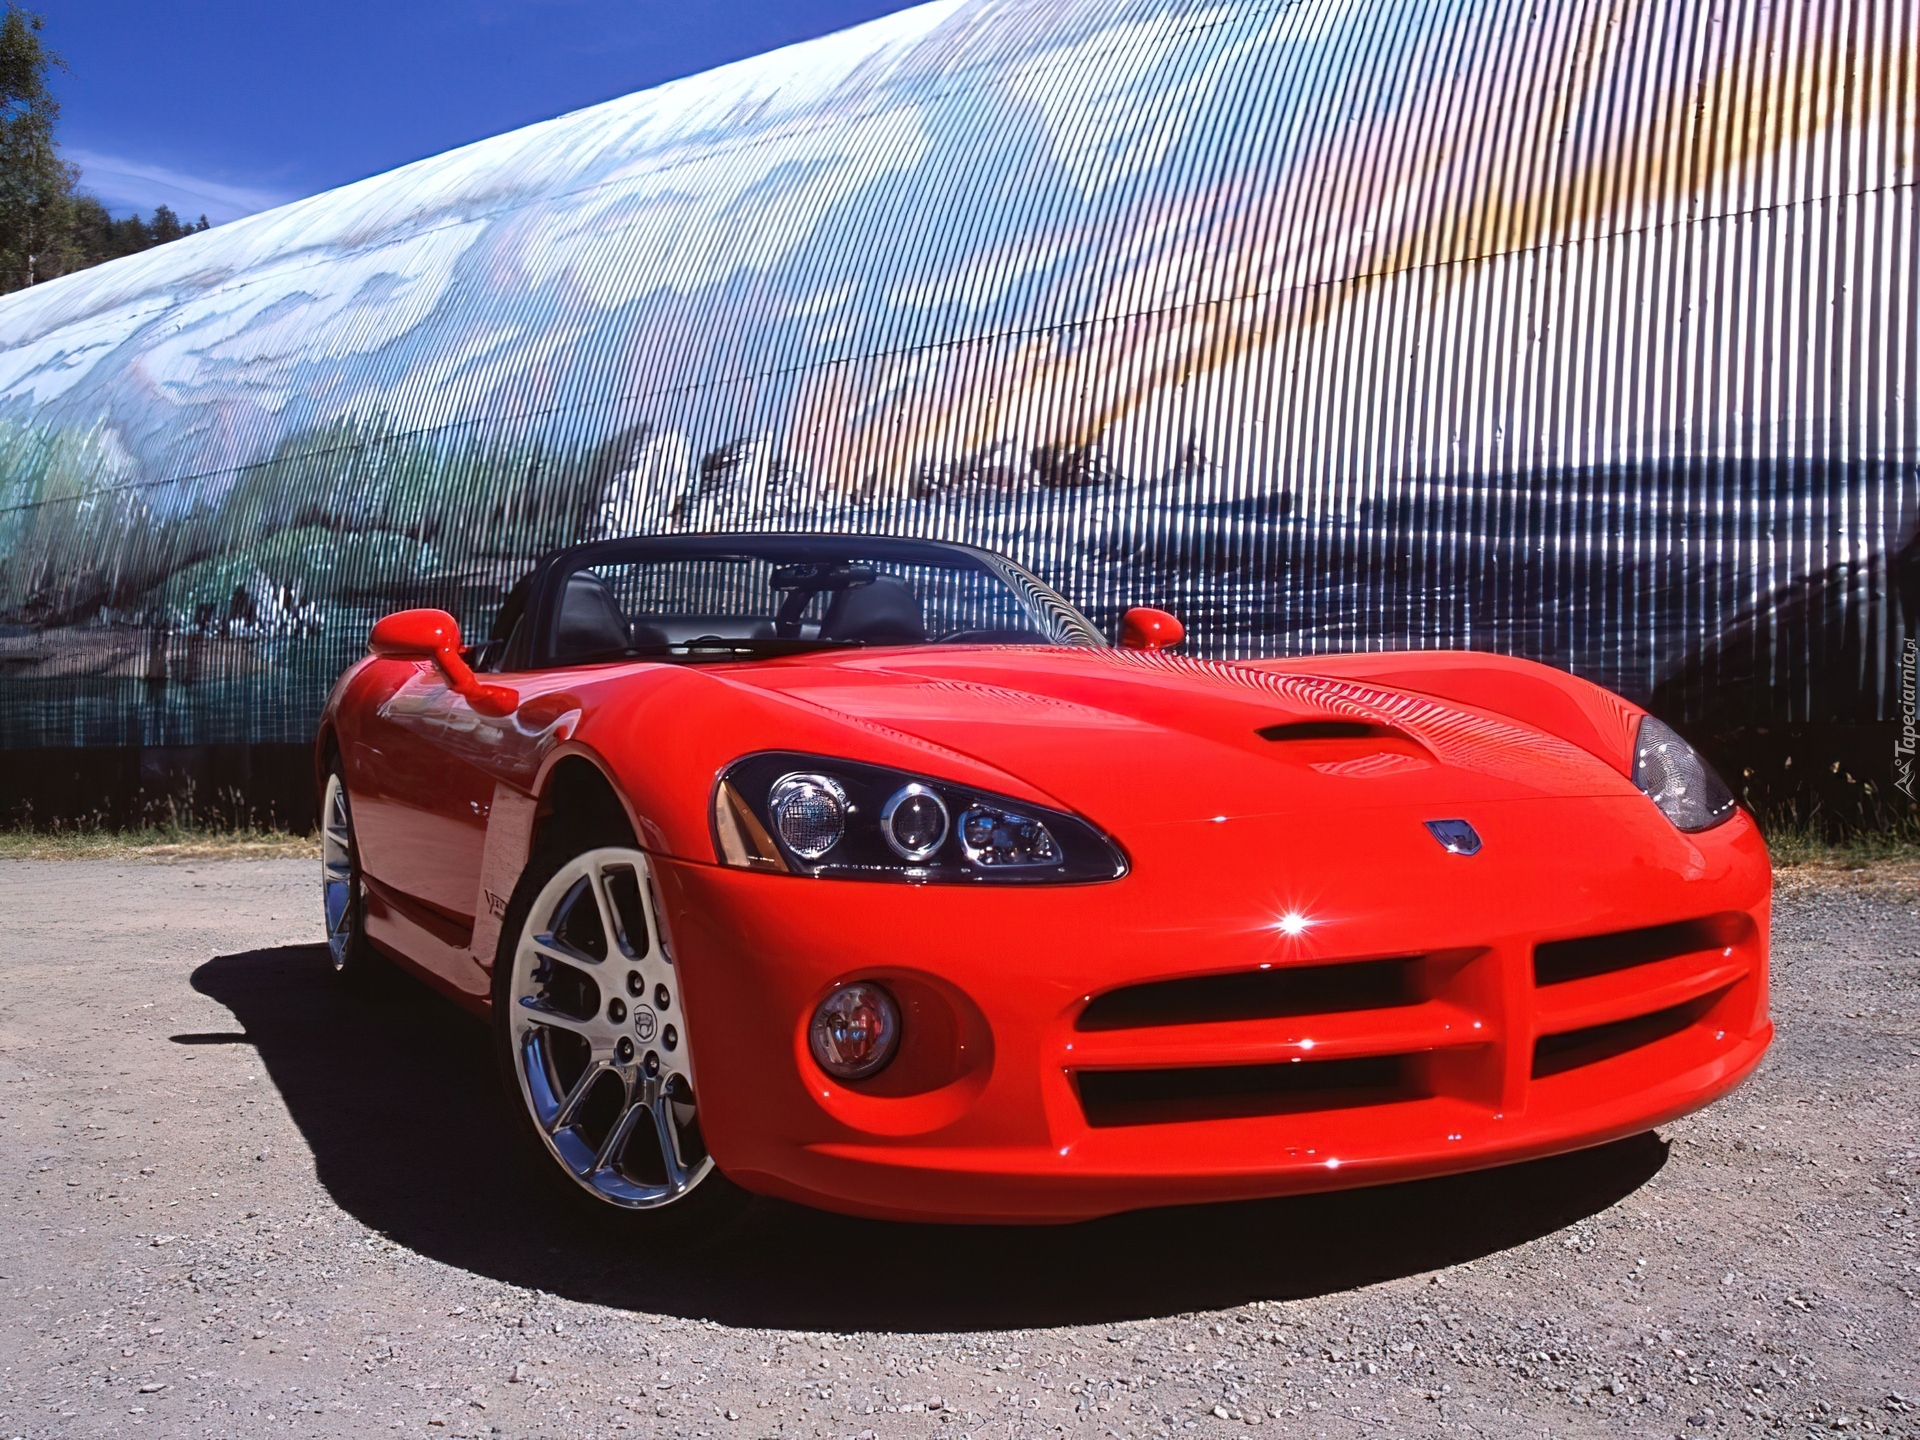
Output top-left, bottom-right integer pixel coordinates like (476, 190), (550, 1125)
(1534, 914), (1749, 987)
(1076, 1055), (1418, 1128)
(1531, 990), (1725, 1079)
(1257, 720), (1400, 742)
(1077, 957), (1419, 1031)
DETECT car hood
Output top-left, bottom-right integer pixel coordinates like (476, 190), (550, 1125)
(715, 646), (1643, 827)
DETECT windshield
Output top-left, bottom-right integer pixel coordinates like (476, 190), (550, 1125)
(513, 536), (1101, 667)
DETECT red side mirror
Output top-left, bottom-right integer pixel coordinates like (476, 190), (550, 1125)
(1119, 606), (1185, 651)
(369, 608), (459, 659)
(367, 608), (517, 717)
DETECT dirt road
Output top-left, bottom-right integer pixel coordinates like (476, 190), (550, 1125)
(1, 858), (1915, 1438)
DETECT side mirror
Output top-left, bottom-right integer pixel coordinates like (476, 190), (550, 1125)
(368, 608), (459, 660)
(368, 608), (517, 717)
(1119, 606), (1185, 651)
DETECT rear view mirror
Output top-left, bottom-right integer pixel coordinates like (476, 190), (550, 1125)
(367, 608), (517, 717)
(1119, 607), (1185, 651)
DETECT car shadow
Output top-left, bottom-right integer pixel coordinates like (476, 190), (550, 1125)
(191, 943), (1668, 1332)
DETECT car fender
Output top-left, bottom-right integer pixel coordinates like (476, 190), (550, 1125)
(313, 653), (381, 793)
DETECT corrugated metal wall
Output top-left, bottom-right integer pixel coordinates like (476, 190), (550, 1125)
(0, 0), (1913, 753)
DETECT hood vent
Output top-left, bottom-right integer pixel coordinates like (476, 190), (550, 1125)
(1257, 719), (1403, 743)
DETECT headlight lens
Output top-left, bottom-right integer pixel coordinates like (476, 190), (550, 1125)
(1632, 717), (1736, 832)
(881, 783), (949, 861)
(712, 751), (1127, 883)
(767, 772), (849, 858)
(809, 981), (901, 1080)
(959, 804), (1059, 868)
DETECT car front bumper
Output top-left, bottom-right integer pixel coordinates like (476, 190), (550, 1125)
(655, 795), (1772, 1223)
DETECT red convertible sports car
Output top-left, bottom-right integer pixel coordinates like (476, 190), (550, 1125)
(317, 533), (1770, 1226)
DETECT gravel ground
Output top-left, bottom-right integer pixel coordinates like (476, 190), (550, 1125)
(0, 858), (1916, 1440)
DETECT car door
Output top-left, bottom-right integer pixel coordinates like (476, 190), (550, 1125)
(343, 657), (509, 999)
(343, 576), (615, 1004)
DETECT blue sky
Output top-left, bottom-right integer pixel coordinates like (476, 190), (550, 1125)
(41, 0), (925, 223)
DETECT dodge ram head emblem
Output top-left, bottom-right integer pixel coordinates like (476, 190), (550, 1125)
(1425, 819), (1482, 855)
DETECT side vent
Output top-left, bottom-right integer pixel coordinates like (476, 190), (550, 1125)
(1534, 914), (1750, 987)
(1077, 957), (1420, 1031)
(1077, 1055), (1417, 1127)
(1531, 991), (1726, 1078)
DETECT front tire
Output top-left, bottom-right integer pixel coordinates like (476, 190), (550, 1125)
(492, 836), (743, 1226)
(320, 765), (376, 979)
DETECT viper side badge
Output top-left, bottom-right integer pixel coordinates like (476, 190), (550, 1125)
(1425, 819), (1482, 855)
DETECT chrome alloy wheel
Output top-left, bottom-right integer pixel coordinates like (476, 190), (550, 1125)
(321, 771), (358, 971)
(508, 846), (713, 1208)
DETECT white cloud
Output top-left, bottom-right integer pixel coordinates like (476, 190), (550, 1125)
(64, 148), (292, 225)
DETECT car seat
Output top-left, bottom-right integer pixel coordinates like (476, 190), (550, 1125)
(554, 571), (631, 660)
(819, 577), (926, 645)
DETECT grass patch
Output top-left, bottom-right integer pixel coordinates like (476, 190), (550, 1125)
(1763, 824), (1920, 870)
(0, 824), (317, 861)
(1758, 795), (1920, 876)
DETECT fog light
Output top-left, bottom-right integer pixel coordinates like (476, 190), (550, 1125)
(809, 982), (901, 1081)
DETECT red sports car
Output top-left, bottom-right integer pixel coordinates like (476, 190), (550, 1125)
(316, 533), (1770, 1226)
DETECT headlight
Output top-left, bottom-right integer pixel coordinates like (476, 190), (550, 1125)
(959, 804), (1059, 867)
(768, 772), (849, 858)
(881, 783), (949, 861)
(1632, 717), (1736, 832)
(712, 751), (1127, 883)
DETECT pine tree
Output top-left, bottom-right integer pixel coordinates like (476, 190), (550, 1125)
(0, 5), (219, 294)
(0, 3), (77, 290)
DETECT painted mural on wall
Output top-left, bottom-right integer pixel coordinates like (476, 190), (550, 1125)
(0, 0), (1913, 750)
